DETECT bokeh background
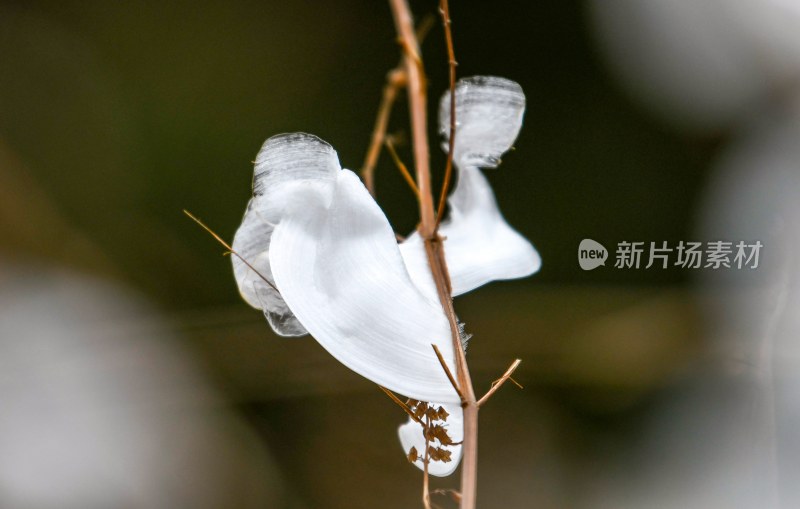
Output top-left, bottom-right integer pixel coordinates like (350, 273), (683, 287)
(2, 1), (799, 507)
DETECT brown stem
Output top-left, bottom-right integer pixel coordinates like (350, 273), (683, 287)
(423, 413), (432, 509)
(388, 2), (478, 508)
(361, 68), (405, 197)
(461, 403), (478, 504)
(432, 344), (465, 401)
(385, 136), (421, 198)
(423, 239), (478, 508)
(435, 0), (457, 227)
(389, 0), (435, 237)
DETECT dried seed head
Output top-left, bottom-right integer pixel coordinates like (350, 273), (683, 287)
(428, 446), (453, 463)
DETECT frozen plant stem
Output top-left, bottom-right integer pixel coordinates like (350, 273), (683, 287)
(388, 1), (479, 508)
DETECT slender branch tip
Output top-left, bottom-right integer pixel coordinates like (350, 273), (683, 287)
(477, 359), (523, 407)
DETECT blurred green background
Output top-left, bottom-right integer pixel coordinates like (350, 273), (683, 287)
(1, 1), (728, 508)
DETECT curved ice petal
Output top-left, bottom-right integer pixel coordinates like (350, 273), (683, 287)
(252, 132), (341, 222)
(269, 169), (460, 404)
(444, 165), (541, 294)
(231, 133), (340, 337)
(400, 167), (540, 297)
(400, 76), (540, 297)
(398, 402), (463, 477)
(439, 76), (526, 168)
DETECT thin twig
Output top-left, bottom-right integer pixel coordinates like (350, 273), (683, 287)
(415, 14), (436, 46)
(183, 209), (278, 292)
(423, 412), (432, 509)
(477, 359), (522, 407)
(361, 69), (405, 197)
(435, 0), (457, 228)
(379, 386), (422, 424)
(360, 16), (435, 197)
(432, 344), (465, 401)
(385, 136), (421, 197)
